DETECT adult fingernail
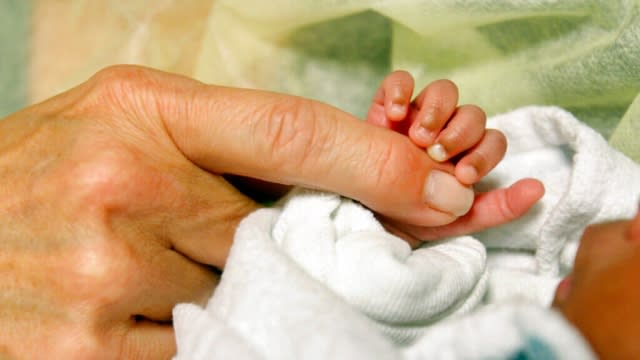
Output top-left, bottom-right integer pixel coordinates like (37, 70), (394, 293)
(427, 143), (448, 162)
(423, 170), (475, 216)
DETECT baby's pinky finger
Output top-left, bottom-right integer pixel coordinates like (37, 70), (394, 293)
(366, 70), (414, 128)
(455, 129), (507, 185)
(380, 70), (415, 121)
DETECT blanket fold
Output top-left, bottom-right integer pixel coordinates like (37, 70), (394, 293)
(272, 191), (489, 343)
(478, 106), (640, 276)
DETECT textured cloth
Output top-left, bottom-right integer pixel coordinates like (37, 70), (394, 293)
(173, 106), (640, 358)
(402, 304), (595, 360)
(611, 94), (640, 163)
(174, 215), (594, 359)
(272, 190), (489, 344)
(21, 0), (640, 162)
(480, 106), (640, 274)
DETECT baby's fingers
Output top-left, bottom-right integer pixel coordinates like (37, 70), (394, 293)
(382, 70), (414, 121)
(383, 178), (545, 244)
(366, 70), (414, 127)
(408, 79), (459, 146)
(424, 104), (487, 163)
(455, 129), (507, 185)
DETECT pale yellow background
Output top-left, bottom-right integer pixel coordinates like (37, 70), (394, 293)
(29, 0), (640, 161)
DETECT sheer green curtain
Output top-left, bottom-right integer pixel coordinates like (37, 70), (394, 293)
(4, 0), (639, 160)
(197, 0), (639, 161)
(0, 0), (30, 117)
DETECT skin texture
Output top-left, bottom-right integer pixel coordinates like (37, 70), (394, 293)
(553, 210), (640, 359)
(0, 65), (542, 358)
(367, 71), (508, 185)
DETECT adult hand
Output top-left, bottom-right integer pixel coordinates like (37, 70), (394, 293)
(0, 65), (537, 358)
(0, 67), (261, 359)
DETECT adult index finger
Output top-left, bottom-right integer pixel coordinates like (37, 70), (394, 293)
(101, 65), (472, 227)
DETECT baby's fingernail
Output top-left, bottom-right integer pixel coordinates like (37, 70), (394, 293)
(414, 125), (432, 143)
(390, 103), (406, 118)
(427, 143), (448, 162)
(423, 170), (475, 216)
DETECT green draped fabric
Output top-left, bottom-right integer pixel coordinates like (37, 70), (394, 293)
(198, 0), (639, 162)
(2, 1), (638, 161)
(0, 0), (29, 117)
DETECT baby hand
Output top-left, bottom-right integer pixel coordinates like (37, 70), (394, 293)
(366, 70), (544, 243)
(366, 70), (505, 186)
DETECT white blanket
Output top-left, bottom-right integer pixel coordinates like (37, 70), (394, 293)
(173, 106), (640, 359)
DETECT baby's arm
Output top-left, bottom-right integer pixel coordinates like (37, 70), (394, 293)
(366, 70), (505, 186)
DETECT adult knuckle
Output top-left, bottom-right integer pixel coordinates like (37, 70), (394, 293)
(84, 65), (159, 116)
(92, 65), (151, 92)
(52, 328), (106, 360)
(64, 237), (134, 303)
(258, 97), (323, 170)
(263, 98), (307, 148)
(371, 142), (397, 184)
(56, 153), (141, 304)
(368, 139), (415, 190)
(66, 149), (136, 212)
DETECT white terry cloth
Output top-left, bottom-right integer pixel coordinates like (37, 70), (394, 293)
(478, 106), (640, 274)
(271, 190), (488, 344)
(174, 106), (639, 358)
(175, 208), (401, 360)
(474, 106), (640, 306)
(403, 304), (595, 360)
(174, 209), (595, 360)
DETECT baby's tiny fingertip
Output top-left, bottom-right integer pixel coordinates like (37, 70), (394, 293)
(388, 103), (406, 120)
(409, 124), (433, 146)
(427, 143), (448, 162)
(456, 165), (478, 185)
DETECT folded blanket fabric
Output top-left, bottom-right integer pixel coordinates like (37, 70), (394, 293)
(272, 190), (489, 344)
(175, 216), (594, 359)
(479, 106), (640, 275)
(174, 106), (639, 358)
(402, 303), (595, 360)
